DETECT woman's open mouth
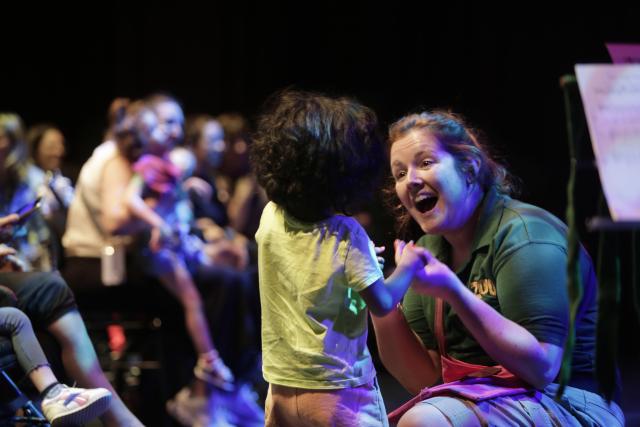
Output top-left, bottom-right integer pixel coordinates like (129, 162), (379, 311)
(414, 194), (438, 213)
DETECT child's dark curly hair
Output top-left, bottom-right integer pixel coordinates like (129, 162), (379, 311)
(251, 90), (385, 221)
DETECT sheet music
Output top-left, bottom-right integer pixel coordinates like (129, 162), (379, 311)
(575, 64), (640, 220)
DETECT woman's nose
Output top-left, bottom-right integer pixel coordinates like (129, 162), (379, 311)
(407, 169), (422, 189)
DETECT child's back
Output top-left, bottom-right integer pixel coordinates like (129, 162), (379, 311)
(256, 201), (381, 388)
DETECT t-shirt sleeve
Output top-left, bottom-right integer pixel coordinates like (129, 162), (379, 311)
(402, 288), (437, 350)
(495, 242), (569, 347)
(344, 225), (383, 292)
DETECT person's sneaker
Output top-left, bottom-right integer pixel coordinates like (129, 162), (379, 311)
(194, 357), (235, 391)
(166, 387), (202, 426)
(41, 384), (112, 426)
(166, 387), (234, 427)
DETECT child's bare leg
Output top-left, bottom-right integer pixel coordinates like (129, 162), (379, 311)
(158, 257), (234, 393)
(158, 259), (214, 354)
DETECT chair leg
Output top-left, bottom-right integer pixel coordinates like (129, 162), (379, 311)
(1, 370), (49, 426)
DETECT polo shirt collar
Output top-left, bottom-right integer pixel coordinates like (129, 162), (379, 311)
(471, 186), (508, 253)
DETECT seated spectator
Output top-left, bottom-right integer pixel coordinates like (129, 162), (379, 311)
(148, 95), (264, 426)
(216, 112), (267, 239)
(0, 213), (143, 426)
(25, 123), (75, 268)
(182, 114), (249, 269)
(26, 123), (74, 213)
(0, 305), (111, 426)
(63, 98), (240, 426)
(0, 113), (55, 271)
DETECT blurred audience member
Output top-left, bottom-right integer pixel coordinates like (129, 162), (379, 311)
(0, 113), (55, 271)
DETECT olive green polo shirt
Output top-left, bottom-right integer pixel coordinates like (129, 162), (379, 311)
(403, 188), (597, 377)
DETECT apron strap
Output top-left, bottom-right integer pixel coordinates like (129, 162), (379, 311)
(435, 298), (447, 356)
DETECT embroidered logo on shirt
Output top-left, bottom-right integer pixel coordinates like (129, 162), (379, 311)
(469, 279), (496, 298)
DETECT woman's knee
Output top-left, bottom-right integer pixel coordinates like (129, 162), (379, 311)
(398, 403), (452, 427)
(0, 306), (30, 332)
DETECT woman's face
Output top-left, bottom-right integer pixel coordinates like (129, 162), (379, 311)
(36, 128), (65, 171)
(390, 129), (477, 236)
(143, 111), (172, 156)
(155, 100), (185, 148)
(198, 121), (225, 169)
(136, 110), (165, 156)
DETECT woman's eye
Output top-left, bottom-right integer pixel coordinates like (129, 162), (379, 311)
(421, 159), (433, 167)
(394, 170), (406, 180)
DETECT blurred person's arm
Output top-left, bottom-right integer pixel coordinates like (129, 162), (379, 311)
(0, 214), (20, 243)
(124, 174), (173, 252)
(100, 156), (139, 235)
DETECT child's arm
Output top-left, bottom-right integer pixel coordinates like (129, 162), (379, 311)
(125, 174), (172, 250)
(125, 175), (166, 228)
(359, 240), (427, 317)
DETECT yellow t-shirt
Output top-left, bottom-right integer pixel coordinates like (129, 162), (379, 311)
(256, 202), (382, 389)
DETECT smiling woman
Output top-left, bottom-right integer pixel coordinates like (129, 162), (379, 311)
(372, 110), (625, 426)
(388, 111), (518, 241)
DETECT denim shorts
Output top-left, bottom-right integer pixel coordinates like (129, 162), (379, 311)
(401, 383), (624, 426)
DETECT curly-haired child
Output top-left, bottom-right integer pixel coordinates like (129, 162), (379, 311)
(252, 90), (427, 426)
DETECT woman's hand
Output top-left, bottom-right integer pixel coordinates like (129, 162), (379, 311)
(0, 214), (19, 243)
(0, 214), (19, 229)
(411, 249), (463, 300)
(0, 244), (17, 259)
(0, 244), (24, 272)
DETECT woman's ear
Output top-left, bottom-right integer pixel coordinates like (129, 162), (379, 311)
(463, 158), (481, 185)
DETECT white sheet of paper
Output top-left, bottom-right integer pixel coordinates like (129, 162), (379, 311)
(606, 43), (640, 64)
(575, 64), (640, 221)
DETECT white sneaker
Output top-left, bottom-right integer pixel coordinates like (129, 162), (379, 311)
(41, 384), (112, 426)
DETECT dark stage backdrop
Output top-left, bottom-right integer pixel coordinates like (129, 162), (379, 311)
(3, 0), (639, 335)
(3, 3), (638, 213)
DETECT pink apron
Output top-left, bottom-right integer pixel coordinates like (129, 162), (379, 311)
(388, 299), (533, 424)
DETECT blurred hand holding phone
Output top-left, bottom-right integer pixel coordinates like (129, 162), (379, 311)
(15, 197), (42, 224)
(0, 198), (42, 244)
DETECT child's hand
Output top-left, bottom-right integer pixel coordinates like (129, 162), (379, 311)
(149, 223), (174, 253)
(183, 176), (213, 200)
(374, 245), (385, 270)
(411, 249), (460, 300)
(394, 240), (428, 272)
